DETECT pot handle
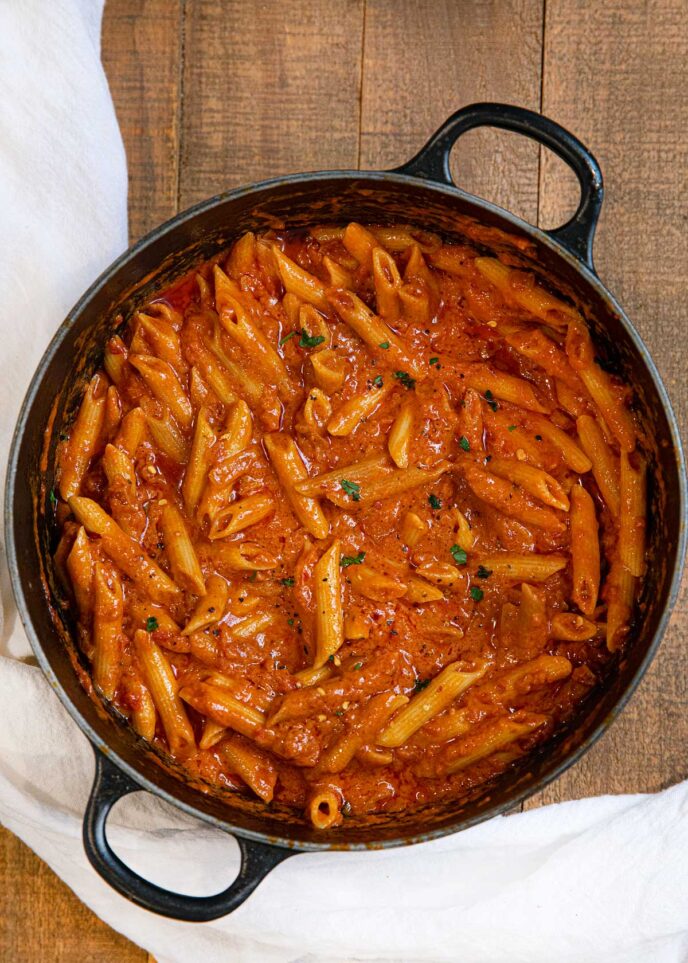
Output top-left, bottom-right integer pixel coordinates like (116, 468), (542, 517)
(83, 747), (293, 921)
(392, 102), (603, 270)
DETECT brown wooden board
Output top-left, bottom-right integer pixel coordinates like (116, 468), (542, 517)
(526, 0), (688, 808)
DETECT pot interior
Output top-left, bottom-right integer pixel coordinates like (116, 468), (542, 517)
(9, 174), (684, 849)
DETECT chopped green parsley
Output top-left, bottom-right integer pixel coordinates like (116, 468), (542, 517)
(279, 330), (298, 345)
(470, 586), (484, 602)
(459, 436), (471, 452)
(393, 370), (416, 390)
(145, 616), (159, 633)
(299, 329), (326, 349)
(341, 551), (366, 567)
(476, 565), (493, 579)
(340, 479), (361, 502)
(378, 341), (390, 350)
(280, 577), (295, 587)
(484, 389), (499, 412)
(428, 493), (442, 510)
(450, 544), (467, 566)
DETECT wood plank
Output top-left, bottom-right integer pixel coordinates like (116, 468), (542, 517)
(360, 0), (545, 223)
(101, 0), (184, 241)
(0, 826), (146, 962)
(527, 0), (688, 807)
(179, 0), (365, 207)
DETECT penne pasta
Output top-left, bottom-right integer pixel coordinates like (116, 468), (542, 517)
(320, 693), (408, 772)
(160, 502), (206, 595)
(327, 382), (392, 437)
(179, 681), (266, 736)
(487, 458), (570, 511)
(378, 662), (488, 747)
(387, 398), (414, 468)
(141, 398), (190, 463)
(440, 714), (547, 775)
(313, 540), (344, 667)
(372, 247), (402, 322)
(566, 320), (636, 452)
(307, 789), (343, 830)
(271, 245), (329, 311)
(618, 451), (646, 577)
(473, 553), (567, 582)
(264, 432), (329, 539)
(134, 630), (195, 755)
(130, 354), (193, 429)
(462, 464), (566, 533)
(92, 561), (124, 700)
(207, 492), (276, 539)
(59, 373), (107, 500)
(570, 485), (600, 616)
(475, 257), (579, 328)
(70, 497), (181, 604)
(327, 288), (420, 374)
(219, 735), (278, 803)
(294, 453), (391, 498)
(182, 407), (216, 514)
(576, 414), (620, 517)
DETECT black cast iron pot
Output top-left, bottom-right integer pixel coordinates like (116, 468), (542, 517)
(6, 103), (686, 921)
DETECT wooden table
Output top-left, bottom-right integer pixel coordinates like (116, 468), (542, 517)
(2, 1), (686, 958)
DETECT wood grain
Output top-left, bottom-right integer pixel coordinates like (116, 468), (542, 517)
(178, 0), (365, 207)
(526, 0), (688, 807)
(0, 825), (147, 962)
(101, 0), (184, 241)
(360, 0), (545, 223)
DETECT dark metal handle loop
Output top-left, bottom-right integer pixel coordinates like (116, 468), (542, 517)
(83, 748), (292, 921)
(393, 102), (604, 270)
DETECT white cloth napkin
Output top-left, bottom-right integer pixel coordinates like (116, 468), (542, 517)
(1, 3), (687, 962)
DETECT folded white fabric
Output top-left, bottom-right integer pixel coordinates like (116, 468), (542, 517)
(1, 3), (686, 963)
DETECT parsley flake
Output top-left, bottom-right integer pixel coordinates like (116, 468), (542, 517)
(279, 330), (298, 346)
(507, 425), (517, 432)
(299, 329), (326, 349)
(280, 577), (295, 587)
(49, 489), (58, 509)
(484, 389), (499, 412)
(372, 375), (383, 388)
(450, 544), (467, 566)
(287, 618), (294, 626)
(429, 356), (439, 366)
(459, 436), (471, 452)
(353, 662), (363, 671)
(145, 616), (159, 632)
(428, 493), (442, 510)
(378, 341), (390, 350)
(414, 678), (431, 692)
(476, 565), (493, 579)
(470, 586), (484, 602)
(340, 479), (361, 502)
(341, 551), (366, 567)
(394, 370), (416, 390)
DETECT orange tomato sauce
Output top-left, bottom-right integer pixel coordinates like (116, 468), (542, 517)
(52, 224), (641, 826)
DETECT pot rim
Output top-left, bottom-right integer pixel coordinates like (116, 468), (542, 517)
(6, 167), (687, 852)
